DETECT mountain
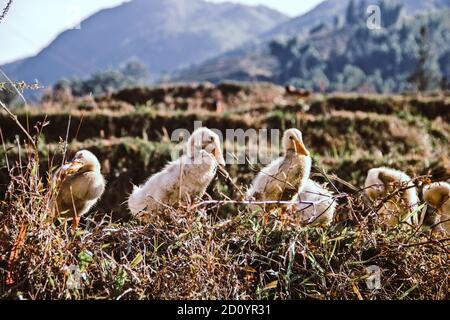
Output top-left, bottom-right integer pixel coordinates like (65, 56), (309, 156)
(177, 0), (450, 92)
(1, 0), (288, 86)
(263, 0), (450, 40)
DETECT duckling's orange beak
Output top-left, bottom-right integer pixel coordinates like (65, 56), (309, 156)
(63, 159), (84, 175)
(213, 148), (226, 166)
(293, 137), (310, 156)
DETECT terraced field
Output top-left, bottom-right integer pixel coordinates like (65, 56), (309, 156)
(1, 84), (449, 219)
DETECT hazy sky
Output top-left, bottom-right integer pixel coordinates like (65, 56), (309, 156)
(0, 0), (323, 65)
(209, 0), (323, 16)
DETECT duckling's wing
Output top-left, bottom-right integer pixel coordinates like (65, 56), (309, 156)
(247, 157), (284, 198)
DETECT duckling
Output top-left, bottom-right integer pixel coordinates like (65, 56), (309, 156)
(364, 167), (419, 226)
(246, 128), (311, 211)
(54, 150), (105, 219)
(422, 182), (450, 234)
(293, 179), (337, 227)
(128, 127), (225, 220)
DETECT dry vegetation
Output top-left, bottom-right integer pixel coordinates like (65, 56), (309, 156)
(0, 82), (449, 299)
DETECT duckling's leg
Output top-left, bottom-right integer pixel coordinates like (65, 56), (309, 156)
(262, 206), (269, 226)
(280, 205), (288, 225)
(260, 204), (275, 226)
(72, 212), (81, 231)
(434, 208), (449, 235)
(71, 202), (86, 231)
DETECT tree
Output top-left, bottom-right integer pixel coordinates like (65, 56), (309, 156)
(380, 0), (404, 29)
(408, 26), (438, 92)
(438, 52), (450, 90)
(309, 22), (328, 35)
(338, 65), (366, 91)
(333, 15), (343, 29)
(267, 7), (448, 94)
(121, 59), (150, 82)
(345, 0), (358, 26)
(440, 76), (449, 91)
(53, 59), (150, 97)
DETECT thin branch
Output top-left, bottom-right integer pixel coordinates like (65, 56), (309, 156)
(191, 194), (348, 210)
(0, 0), (12, 24)
(394, 238), (450, 249)
(0, 99), (36, 148)
(61, 115), (72, 167)
(0, 127), (10, 172)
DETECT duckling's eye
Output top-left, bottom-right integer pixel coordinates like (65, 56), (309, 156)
(209, 136), (214, 142)
(289, 136), (294, 140)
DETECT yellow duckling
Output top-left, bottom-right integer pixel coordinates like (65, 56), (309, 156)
(423, 182), (450, 235)
(55, 150), (106, 219)
(246, 128), (311, 211)
(364, 167), (420, 226)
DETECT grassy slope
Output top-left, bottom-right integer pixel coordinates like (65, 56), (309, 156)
(0, 87), (449, 299)
(1, 93), (449, 217)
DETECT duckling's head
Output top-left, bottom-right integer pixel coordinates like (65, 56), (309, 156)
(65, 150), (101, 174)
(423, 182), (450, 209)
(282, 128), (310, 156)
(187, 127), (225, 166)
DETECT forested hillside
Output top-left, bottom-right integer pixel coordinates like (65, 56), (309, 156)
(178, 1), (450, 93)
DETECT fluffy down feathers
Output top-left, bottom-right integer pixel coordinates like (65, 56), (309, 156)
(246, 128), (311, 211)
(128, 127), (224, 221)
(55, 150), (105, 218)
(364, 167), (419, 226)
(423, 182), (450, 234)
(293, 179), (337, 227)
(128, 152), (218, 217)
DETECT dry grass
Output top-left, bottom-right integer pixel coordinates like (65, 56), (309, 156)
(0, 90), (449, 300)
(0, 141), (448, 300)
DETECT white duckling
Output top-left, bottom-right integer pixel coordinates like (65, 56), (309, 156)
(246, 128), (312, 211)
(54, 150), (106, 218)
(293, 179), (337, 227)
(422, 182), (450, 235)
(128, 127), (225, 220)
(364, 167), (420, 226)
